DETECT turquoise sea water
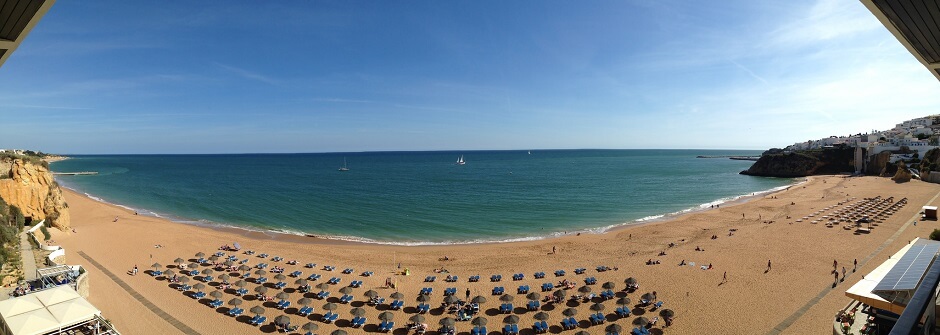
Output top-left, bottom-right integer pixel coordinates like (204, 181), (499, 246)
(51, 150), (793, 244)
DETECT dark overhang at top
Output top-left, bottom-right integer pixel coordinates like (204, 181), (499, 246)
(862, 0), (940, 82)
(0, 0), (56, 69)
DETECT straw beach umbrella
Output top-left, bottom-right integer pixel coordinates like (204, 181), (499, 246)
(590, 302), (605, 312)
(276, 292), (290, 300)
(378, 311), (395, 321)
(238, 265), (251, 276)
(152, 263), (163, 271)
(390, 292), (404, 300)
(471, 295), (487, 304)
(553, 290), (566, 300)
(563, 308), (578, 317)
(499, 294), (514, 302)
(234, 280), (248, 288)
(338, 287), (353, 295)
(633, 316), (649, 326)
(322, 302), (337, 311)
(625, 277), (637, 285)
(526, 292), (541, 301)
(201, 268), (214, 276)
(330, 330), (347, 335)
(606, 324), (623, 333)
(316, 283), (330, 290)
(364, 290), (379, 298)
(578, 286), (592, 294)
(195, 252), (205, 258)
(641, 293), (655, 302)
(294, 278), (308, 286)
(444, 295), (459, 304)
(301, 322), (318, 332)
(298, 297), (313, 307)
(219, 274), (231, 283)
(350, 307), (366, 317)
(533, 312), (550, 321)
(602, 282), (617, 290)
(660, 309), (675, 318)
(173, 258), (185, 267)
(274, 273), (286, 281)
(416, 294), (431, 303)
(503, 315), (519, 325)
(164, 270), (176, 278)
(471, 316), (488, 327)
(208, 255), (219, 262)
(250, 306), (265, 316)
(179, 276), (190, 284)
(574, 331), (591, 335)
(228, 298), (243, 307)
(254, 286), (268, 294)
(274, 315), (291, 326)
(409, 314), (426, 324)
(439, 317), (456, 327)
(617, 297), (631, 306)
(193, 283), (206, 292)
(223, 260), (234, 267)
(188, 263), (200, 270)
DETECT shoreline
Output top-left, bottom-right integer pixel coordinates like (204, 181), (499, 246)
(53, 175), (803, 246)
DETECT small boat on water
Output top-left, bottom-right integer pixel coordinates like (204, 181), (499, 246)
(338, 157), (350, 171)
(456, 155), (465, 165)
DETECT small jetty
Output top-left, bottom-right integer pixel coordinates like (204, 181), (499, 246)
(52, 171), (98, 176)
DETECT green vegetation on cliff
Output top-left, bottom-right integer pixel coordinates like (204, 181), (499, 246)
(740, 146), (856, 177)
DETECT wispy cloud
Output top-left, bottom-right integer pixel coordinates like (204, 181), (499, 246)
(766, 0), (881, 49)
(212, 62), (279, 85)
(730, 61), (768, 84)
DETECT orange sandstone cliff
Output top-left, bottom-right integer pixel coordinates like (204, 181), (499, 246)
(0, 157), (70, 230)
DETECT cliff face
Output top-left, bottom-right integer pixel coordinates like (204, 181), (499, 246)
(0, 158), (70, 230)
(740, 147), (856, 177)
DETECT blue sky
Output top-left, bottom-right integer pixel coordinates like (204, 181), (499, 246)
(1, 0), (939, 154)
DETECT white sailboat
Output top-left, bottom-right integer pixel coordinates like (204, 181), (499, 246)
(338, 157), (350, 171)
(456, 155), (465, 165)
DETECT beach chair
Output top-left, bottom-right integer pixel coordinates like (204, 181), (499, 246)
(236, 288), (249, 296)
(350, 280), (363, 288)
(274, 281), (286, 289)
(151, 270), (163, 277)
(255, 277), (268, 284)
(444, 287), (457, 296)
(324, 265), (335, 271)
(228, 307), (244, 317)
(420, 287), (433, 295)
(471, 326), (487, 335)
(209, 299), (223, 308)
(342, 268), (354, 274)
(585, 277), (597, 285)
(379, 320), (395, 332)
(322, 312), (338, 323)
(277, 299), (290, 309)
(425, 276), (436, 282)
(272, 256), (283, 262)
(541, 283), (554, 292)
(297, 306), (313, 316)
(534, 271), (545, 279)
(307, 273), (321, 281)
(469, 275), (480, 282)
(327, 277), (340, 285)
(517, 285), (530, 294)
(352, 316), (366, 327)
(250, 315), (267, 326)
(574, 268), (586, 275)
(179, 284), (192, 292)
(290, 270), (302, 277)
(490, 274), (502, 282)
(500, 303), (514, 314)
(188, 270), (199, 276)
(492, 286), (504, 295)
(362, 271), (374, 277)
(390, 299), (403, 310)
(554, 270), (566, 276)
(305, 263), (315, 268)
(192, 291), (206, 299)
(417, 303), (430, 314)
(445, 275), (457, 282)
(652, 301), (663, 310)
(527, 300), (540, 311)
(601, 289), (615, 300)
(202, 275), (213, 282)
(340, 294), (353, 304)
(615, 306), (631, 317)
(259, 253), (269, 258)
(316, 290), (329, 299)
(513, 273), (524, 281)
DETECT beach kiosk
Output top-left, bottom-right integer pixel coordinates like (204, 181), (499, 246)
(0, 286), (119, 335)
(923, 206), (937, 220)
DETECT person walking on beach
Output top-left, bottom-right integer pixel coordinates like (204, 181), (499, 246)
(834, 259), (838, 271)
(133, 265), (138, 276)
(465, 288), (470, 301)
(722, 271), (727, 283)
(854, 259), (858, 272)
(767, 260), (772, 271)
(552, 246), (556, 254)
(842, 266), (846, 280)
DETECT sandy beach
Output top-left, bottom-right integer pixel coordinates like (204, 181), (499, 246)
(48, 175), (940, 335)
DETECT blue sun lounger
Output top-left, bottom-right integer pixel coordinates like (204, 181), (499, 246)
(209, 299), (223, 308)
(444, 287), (457, 296)
(492, 286), (504, 295)
(339, 294), (353, 304)
(379, 320), (395, 332)
(307, 273), (321, 281)
(527, 300), (540, 311)
(305, 263), (316, 268)
(517, 285), (530, 294)
(502, 324), (519, 335)
(574, 268), (586, 275)
(327, 277), (340, 285)
(469, 275), (480, 282)
(297, 306), (313, 316)
(554, 270), (566, 276)
(590, 312), (605, 325)
(561, 317), (577, 330)
(350, 280), (363, 288)
(342, 268), (354, 274)
(417, 303), (430, 314)
(277, 299), (290, 309)
(227, 307), (244, 317)
(420, 287), (433, 295)
(541, 282), (554, 291)
(425, 276), (436, 282)
(584, 277), (597, 285)
(323, 265), (335, 271)
(316, 290), (329, 299)
(321, 311), (338, 323)
(390, 300), (404, 310)
(151, 270), (163, 277)
(290, 271), (302, 277)
(471, 326), (487, 335)
(191, 291), (206, 299)
(362, 271), (374, 277)
(490, 274), (502, 282)
(512, 273), (524, 281)
(652, 301), (664, 310)
(236, 288), (249, 296)
(616, 306), (631, 317)
(499, 303), (514, 314)
(532, 321), (548, 333)
(351, 316), (366, 327)
(534, 272), (545, 279)
(249, 315), (267, 326)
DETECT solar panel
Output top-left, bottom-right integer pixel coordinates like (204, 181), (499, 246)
(875, 241), (940, 292)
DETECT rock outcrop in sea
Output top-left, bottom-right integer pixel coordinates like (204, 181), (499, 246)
(740, 146), (856, 177)
(0, 156), (70, 230)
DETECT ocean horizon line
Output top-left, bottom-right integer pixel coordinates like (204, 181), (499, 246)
(52, 148), (766, 156)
